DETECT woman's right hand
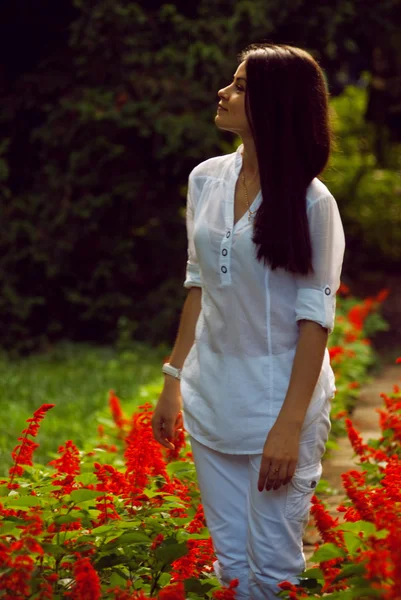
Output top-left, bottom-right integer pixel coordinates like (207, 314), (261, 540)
(151, 382), (183, 450)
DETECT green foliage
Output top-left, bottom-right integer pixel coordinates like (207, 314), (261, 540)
(1, 0), (400, 353)
(326, 85), (401, 267)
(0, 341), (168, 474)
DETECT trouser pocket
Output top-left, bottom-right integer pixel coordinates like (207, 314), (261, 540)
(284, 463), (322, 522)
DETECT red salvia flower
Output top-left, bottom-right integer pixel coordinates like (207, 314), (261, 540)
(212, 577), (239, 599)
(124, 403), (170, 506)
(0, 553), (35, 598)
(93, 494), (121, 526)
(72, 556), (101, 600)
(338, 282), (350, 295)
(347, 298), (374, 332)
(341, 470), (375, 522)
(48, 439), (81, 495)
(328, 346), (344, 361)
(311, 495), (344, 546)
(150, 533), (164, 550)
(8, 404), (55, 486)
(94, 462), (128, 496)
(187, 503), (206, 534)
(165, 424), (186, 461)
(109, 389), (127, 430)
(348, 381), (360, 389)
(345, 419), (369, 457)
(375, 288), (390, 303)
(171, 538), (214, 582)
(158, 581), (186, 599)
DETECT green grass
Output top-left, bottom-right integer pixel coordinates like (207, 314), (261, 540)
(0, 340), (168, 474)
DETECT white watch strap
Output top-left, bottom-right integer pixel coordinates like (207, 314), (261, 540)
(162, 362), (182, 380)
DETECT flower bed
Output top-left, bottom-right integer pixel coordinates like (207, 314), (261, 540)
(0, 288), (391, 598)
(279, 357), (401, 599)
(0, 398), (238, 599)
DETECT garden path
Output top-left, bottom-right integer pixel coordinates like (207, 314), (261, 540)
(303, 363), (401, 565)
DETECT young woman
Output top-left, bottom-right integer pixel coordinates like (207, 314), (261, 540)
(152, 43), (345, 599)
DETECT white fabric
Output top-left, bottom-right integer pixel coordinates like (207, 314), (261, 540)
(190, 397), (331, 599)
(180, 144), (345, 454)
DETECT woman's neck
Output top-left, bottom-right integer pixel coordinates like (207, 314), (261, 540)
(240, 137), (259, 179)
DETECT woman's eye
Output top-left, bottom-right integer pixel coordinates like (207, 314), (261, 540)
(235, 84), (244, 91)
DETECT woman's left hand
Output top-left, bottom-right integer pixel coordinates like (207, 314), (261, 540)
(257, 422), (301, 492)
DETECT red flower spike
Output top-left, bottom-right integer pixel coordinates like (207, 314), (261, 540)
(311, 496), (344, 546)
(109, 390), (128, 430)
(345, 419), (369, 457)
(338, 282), (350, 295)
(48, 440), (81, 495)
(8, 404), (55, 486)
(158, 581), (186, 600)
(124, 403), (170, 505)
(72, 556), (101, 600)
(375, 288), (390, 303)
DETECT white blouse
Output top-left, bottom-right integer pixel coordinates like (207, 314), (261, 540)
(180, 144), (346, 454)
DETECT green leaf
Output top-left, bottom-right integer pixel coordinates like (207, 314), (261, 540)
(343, 531), (362, 555)
(117, 531), (151, 544)
(5, 496), (43, 508)
(184, 577), (216, 593)
(91, 524), (116, 535)
(336, 520), (380, 538)
(187, 527), (210, 540)
(166, 461), (194, 477)
(54, 513), (83, 525)
(310, 543), (346, 563)
(154, 541), (188, 565)
(104, 531), (150, 549)
(0, 522), (18, 535)
(70, 489), (101, 503)
(41, 543), (66, 557)
(300, 567), (324, 580)
(158, 573), (171, 586)
(94, 554), (129, 569)
(333, 562), (366, 582)
(109, 571), (127, 588)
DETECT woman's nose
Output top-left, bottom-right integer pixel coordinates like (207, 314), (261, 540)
(218, 86), (229, 100)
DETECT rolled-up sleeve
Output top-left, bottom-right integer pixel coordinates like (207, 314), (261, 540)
(295, 195), (345, 334)
(183, 174), (202, 289)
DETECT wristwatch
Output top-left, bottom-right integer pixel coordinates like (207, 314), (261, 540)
(162, 362), (182, 380)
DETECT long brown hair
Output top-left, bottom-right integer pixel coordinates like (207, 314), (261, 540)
(238, 43), (332, 275)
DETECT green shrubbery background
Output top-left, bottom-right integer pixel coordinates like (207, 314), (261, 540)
(1, 0), (400, 355)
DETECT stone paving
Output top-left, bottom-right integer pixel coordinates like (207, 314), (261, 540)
(303, 363), (401, 565)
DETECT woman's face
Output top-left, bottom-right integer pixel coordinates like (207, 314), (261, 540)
(215, 61), (251, 136)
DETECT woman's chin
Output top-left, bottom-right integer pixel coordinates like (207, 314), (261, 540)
(214, 115), (230, 131)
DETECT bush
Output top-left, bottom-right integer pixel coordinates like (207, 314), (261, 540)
(326, 84), (401, 269)
(1, 2), (400, 354)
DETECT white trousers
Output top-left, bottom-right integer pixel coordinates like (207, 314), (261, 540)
(189, 399), (331, 600)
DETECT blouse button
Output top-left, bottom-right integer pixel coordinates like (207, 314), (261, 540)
(222, 249), (228, 256)
(325, 287), (331, 296)
(221, 266), (227, 273)
(226, 231), (231, 238)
